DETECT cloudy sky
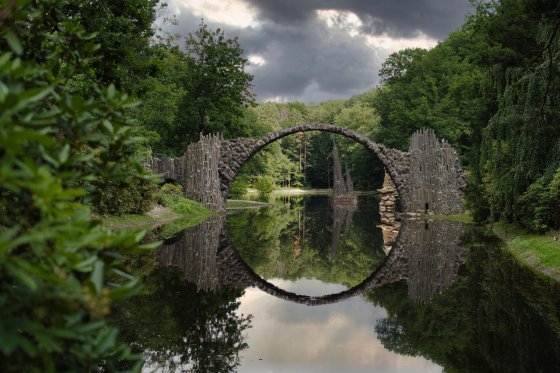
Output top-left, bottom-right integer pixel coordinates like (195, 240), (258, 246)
(237, 279), (442, 372)
(163, 0), (473, 102)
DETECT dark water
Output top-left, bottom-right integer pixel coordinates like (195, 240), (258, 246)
(114, 194), (560, 373)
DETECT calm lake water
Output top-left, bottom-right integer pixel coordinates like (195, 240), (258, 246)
(114, 194), (560, 373)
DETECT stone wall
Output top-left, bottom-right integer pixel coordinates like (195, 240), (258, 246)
(184, 133), (224, 211)
(143, 156), (184, 183)
(406, 128), (466, 214)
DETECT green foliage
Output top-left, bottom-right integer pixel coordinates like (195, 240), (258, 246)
(0, 1), (164, 370)
(160, 182), (183, 196)
(182, 21), (254, 135)
(474, 1), (560, 229)
(515, 165), (560, 232)
(379, 48), (428, 85)
(253, 175), (276, 193)
(230, 177), (249, 197)
(516, 178), (553, 232)
(133, 22), (256, 156)
(374, 30), (493, 153)
(95, 178), (157, 216)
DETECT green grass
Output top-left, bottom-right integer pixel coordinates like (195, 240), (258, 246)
(102, 214), (158, 226)
(424, 212), (475, 224)
(227, 199), (274, 209)
(492, 222), (560, 280)
(159, 193), (214, 217)
(103, 193), (213, 229)
(153, 216), (212, 239)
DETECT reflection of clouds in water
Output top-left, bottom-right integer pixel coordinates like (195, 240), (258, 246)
(237, 279), (441, 373)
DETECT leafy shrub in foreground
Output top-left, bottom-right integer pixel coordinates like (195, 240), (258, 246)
(0, 1), (159, 371)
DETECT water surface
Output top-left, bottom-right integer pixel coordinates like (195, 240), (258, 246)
(114, 193), (560, 372)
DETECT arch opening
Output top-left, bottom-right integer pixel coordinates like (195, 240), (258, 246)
(220, 123), (409, 209)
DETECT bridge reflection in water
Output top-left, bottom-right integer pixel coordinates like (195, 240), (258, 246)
(155, 215), (466, 304)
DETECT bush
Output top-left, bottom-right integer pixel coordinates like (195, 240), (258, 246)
(516, 179), (551, 233)
(95, 178), (157, 216)
(515, 166), (560, 233)
(253, 175), (275, 194)
(160, 182), (184, 195)
(0, 2), (156, 371)
(230, 178), (249, 196)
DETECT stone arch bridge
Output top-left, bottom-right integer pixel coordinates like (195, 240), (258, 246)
(144, 123), (466, 214)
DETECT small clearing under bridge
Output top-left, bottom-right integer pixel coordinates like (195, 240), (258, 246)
(144, 124), (466, 214)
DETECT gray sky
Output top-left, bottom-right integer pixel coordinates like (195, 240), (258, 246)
(237, 279), (442, 372)
(164, 0), (472, 102)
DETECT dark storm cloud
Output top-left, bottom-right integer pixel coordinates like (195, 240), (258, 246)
(236, 18), (380, 100)
(165, 8), (381, 101)
(245, 0), (471, 39)
(165, 0), (472, 101)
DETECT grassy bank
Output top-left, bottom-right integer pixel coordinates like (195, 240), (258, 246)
(103, 194), (213, 229)
(423, 212), (475, 224)
(492, 223), (560, 281)
(227, 199), (274, 209)
(421, 211), (559, 280)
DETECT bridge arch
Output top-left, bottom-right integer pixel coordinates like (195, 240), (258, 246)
(218, 123), (410, 208)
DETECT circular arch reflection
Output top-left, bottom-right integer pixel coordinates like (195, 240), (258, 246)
(155, 215), (467, 305)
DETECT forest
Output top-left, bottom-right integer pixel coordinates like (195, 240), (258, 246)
(0, 0), (559, 371)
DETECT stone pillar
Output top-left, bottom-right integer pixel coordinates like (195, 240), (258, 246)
(184, 133), (225, 212)
(406, 129), (466, 214)
(378, 171), (401, 255)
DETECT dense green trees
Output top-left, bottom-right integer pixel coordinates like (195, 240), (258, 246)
(182, 22), (254, 135)
(473, 0), (560, 230)
(371, 0), (560, 232)
(136, 22), (255, 156)
(0, 0), (159, 370)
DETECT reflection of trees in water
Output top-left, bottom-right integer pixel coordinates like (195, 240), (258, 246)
(154, 205), (466, 307)
(112, 265), (252, 373)
(227, 195), (385, 287)
(115, 218), (252, 372)
(369, 229), (560, 373)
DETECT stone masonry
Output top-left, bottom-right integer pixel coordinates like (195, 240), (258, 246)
(155, 214), (466, 305)
(144, 124), (465, 214)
